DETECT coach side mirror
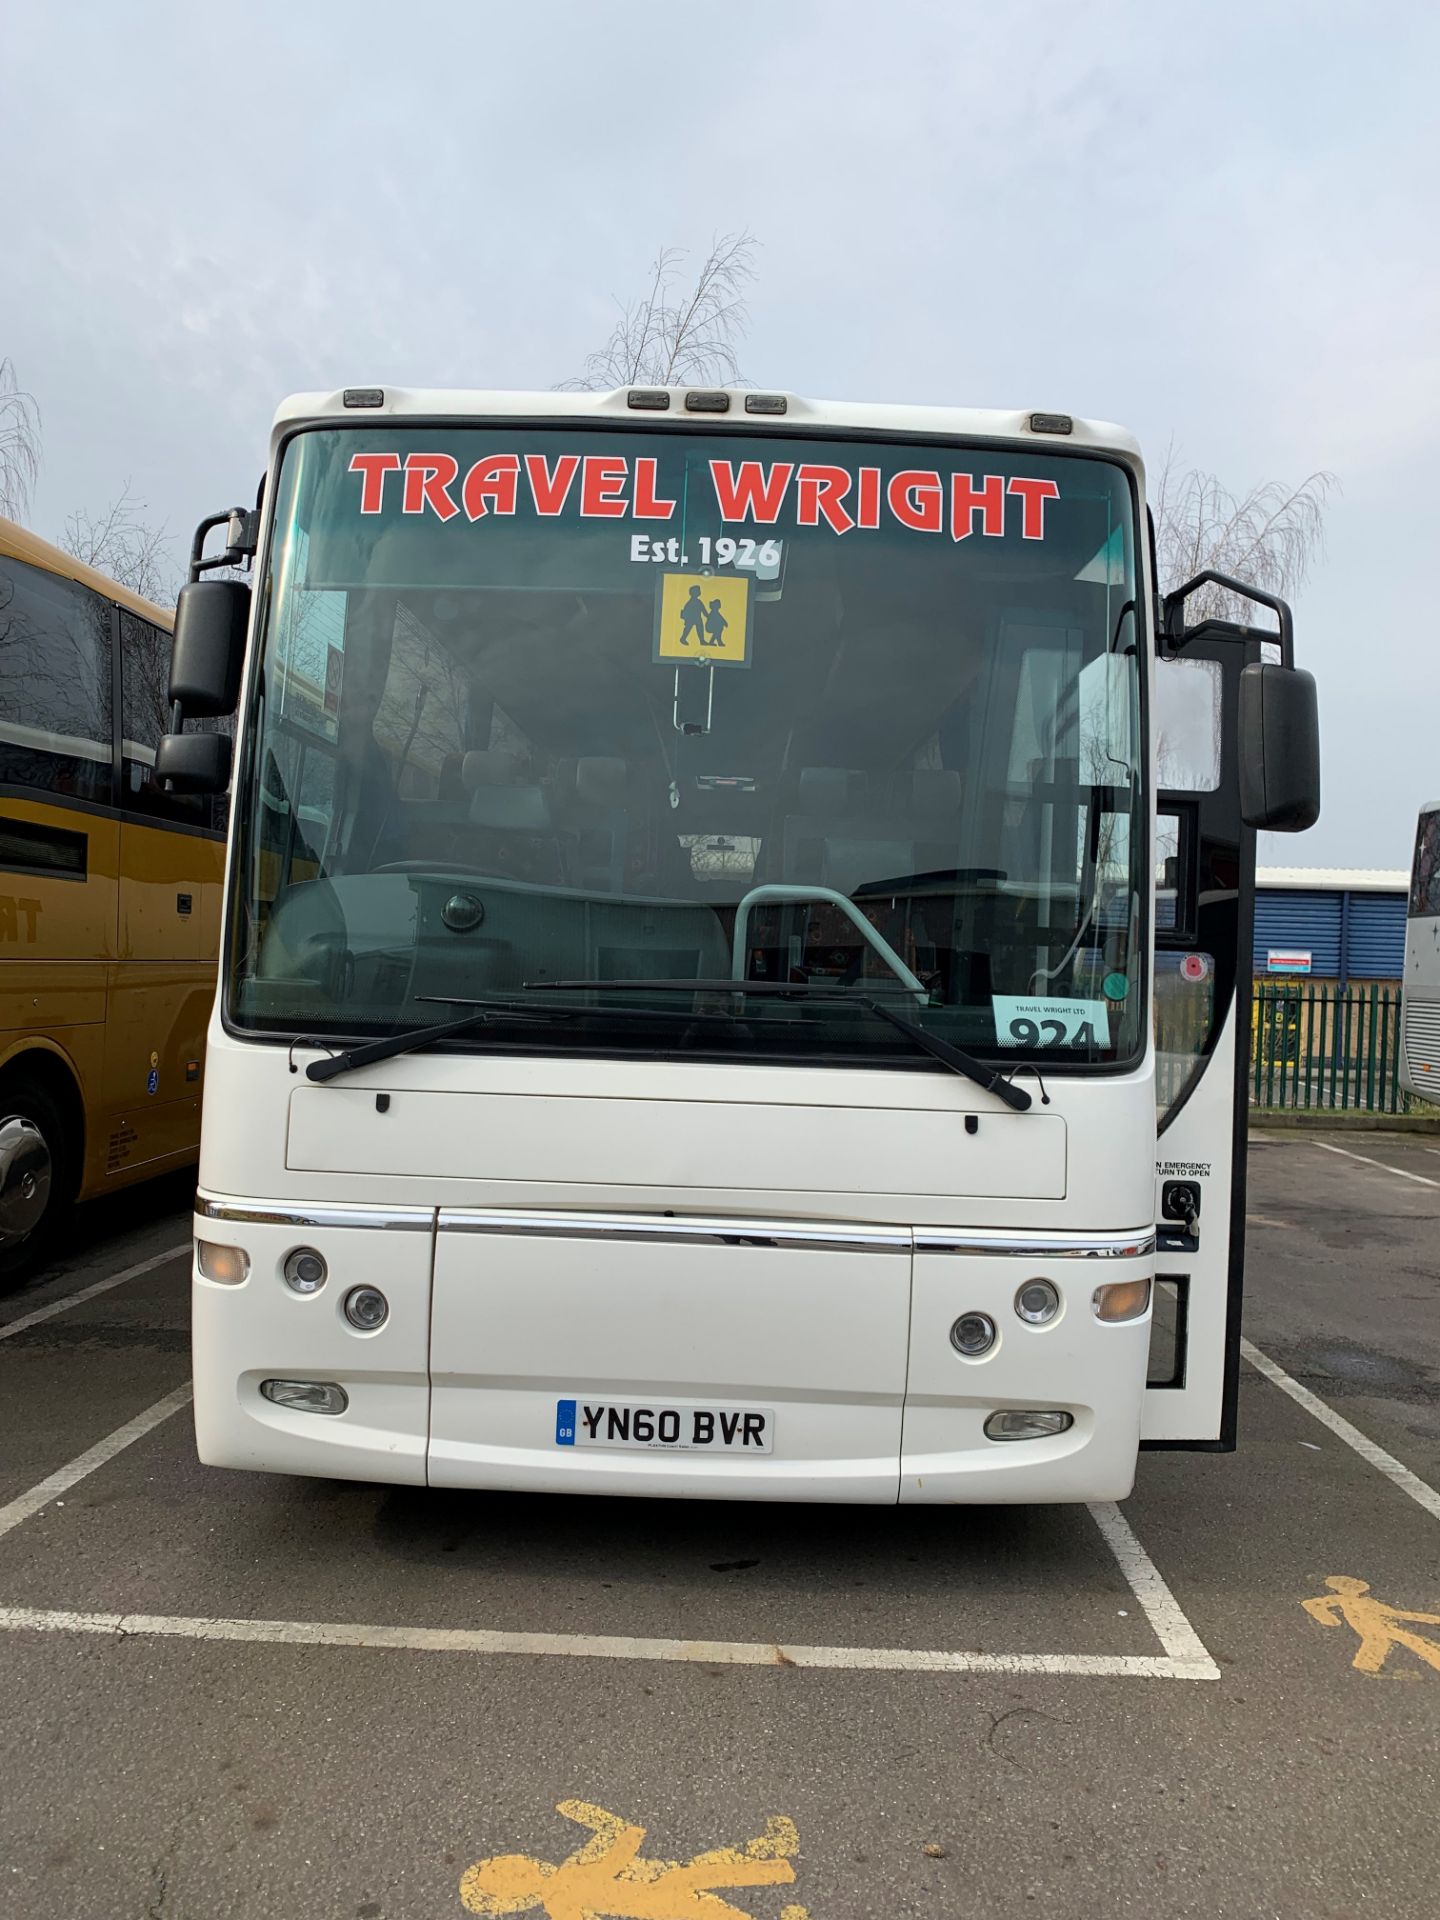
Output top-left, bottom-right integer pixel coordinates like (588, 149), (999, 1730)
(1239, 663), (1320, 832)
(169, 578), (250, 716)
(155, 730), (233, 795)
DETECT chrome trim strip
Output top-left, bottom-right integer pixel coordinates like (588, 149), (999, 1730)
(194, 1199), (1151, 1257)
(195, 1197), (434, 1233)
(436, 1209), (909, 1252)
(914, 1230), (1155, 1259)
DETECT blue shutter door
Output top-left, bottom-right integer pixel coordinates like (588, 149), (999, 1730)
(1345, 893), (1407, 980)
(1253, 890), (1343, 976)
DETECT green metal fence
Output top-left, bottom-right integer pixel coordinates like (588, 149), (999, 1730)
(1250, 981), (1411, 1112)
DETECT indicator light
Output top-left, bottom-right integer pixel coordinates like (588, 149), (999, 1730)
(196, 1240), (249, 1285)
(1093, 1277), (1153, 1323)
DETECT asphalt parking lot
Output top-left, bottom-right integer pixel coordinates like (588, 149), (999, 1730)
(2, 1133), (1438, 1920)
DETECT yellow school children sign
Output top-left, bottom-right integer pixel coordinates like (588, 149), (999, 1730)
(654, 572), (752, 667)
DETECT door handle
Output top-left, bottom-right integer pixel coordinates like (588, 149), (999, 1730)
(1159, 1179), (1200, 1252)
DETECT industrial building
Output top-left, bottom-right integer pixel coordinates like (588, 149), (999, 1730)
(1253, 868), (1408, 985)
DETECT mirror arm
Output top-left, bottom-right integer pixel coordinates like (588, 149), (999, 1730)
(188, 506), (260, 583)
(1161, 570), (1294, 667)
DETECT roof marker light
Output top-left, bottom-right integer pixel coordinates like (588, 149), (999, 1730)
(685, 391), (731, 413)
(1028, 412), (1073, 435)
(744, 394), (787, 415)
(343, 388), (385, 408)
(627, 390), (670, 410)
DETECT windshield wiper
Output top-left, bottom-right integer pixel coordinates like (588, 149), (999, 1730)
(306, 1002), (559, 1083)
(306, 983), (1031, 1112)
(303, 992), (745, 1084)
(521, 979), (1032, 1112)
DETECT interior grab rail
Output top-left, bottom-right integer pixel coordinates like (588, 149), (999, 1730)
(729, 884), (928, 1002)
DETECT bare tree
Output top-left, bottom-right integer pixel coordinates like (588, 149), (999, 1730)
(58, 485), (185, 753)
(60, 483), (180, 606)
(1153, 449), (1336, 626)
(0, 358), (42, 523)
(562, 232), (758, 390)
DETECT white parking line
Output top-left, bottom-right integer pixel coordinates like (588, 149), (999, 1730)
(0, 1384), (193, 1543)
(0, 1381), (1218, 1679)
(0, 1606), (1217, 1678)
(0, 1242), (190, 1343)
(1088, 1501), (1215, 1667)
(1312, 1141), (1440, 1189)
(1241, 1338), (1440, 1524)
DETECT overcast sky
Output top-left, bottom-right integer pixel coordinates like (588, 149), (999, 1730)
(6, 0), (1436, 868)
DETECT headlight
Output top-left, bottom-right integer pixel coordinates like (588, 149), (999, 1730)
(950, 1311), (998, 1357)
(1015, 1279), (1061, 1325)
(283, 1247), (328, 1295)
(343, 1285), (389, 1331)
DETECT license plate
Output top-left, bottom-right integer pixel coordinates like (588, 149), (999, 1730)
(555, 1398), (773, 1454)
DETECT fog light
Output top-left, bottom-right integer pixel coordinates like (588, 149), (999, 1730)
(985, 1409), (1074, 1442)
(283, 1247), (328, 1295)
(1015, 1278), (1060, 1325)
(196, 1239), (249, 1285)
(1093, 1277), (1152, 1322)
(950, 1311), (997, 1357)
(261, 1378), (348, 1416)
(343, 1285), (389, 1331)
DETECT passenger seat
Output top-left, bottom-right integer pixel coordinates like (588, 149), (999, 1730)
(558, 756), (629, 893)
(457, 749), (563, 882)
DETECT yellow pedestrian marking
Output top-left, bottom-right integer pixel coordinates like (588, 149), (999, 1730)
(654, 573), (751, 666)
(1302, 1577), (1440, 1675)
(459, 1800), (810, 1918)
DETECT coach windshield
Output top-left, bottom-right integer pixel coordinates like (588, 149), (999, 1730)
(227, 426), (1146, 1073)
